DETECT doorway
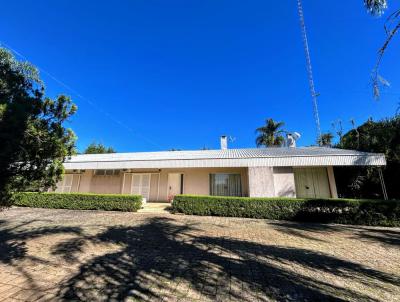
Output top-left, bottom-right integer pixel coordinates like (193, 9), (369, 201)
(130, 174), (151, 200)
(167, 173), (184, 201)
(294, 167), (331, 198)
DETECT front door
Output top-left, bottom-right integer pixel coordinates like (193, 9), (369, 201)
(167, 173), (183, 201)
(294, 168), (331, 198)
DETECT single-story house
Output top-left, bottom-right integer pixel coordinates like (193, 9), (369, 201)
(55, 139), (386, 201)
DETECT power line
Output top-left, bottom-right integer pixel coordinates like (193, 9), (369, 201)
(0, 41), (164, 150)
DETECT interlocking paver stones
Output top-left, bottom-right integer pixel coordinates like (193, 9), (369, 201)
(0, 207), (399, 301)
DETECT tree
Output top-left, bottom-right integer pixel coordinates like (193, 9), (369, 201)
(364, 0), (400, 98)
(0, 48), (77, 207)
(317, 132), (334, 147)
(84, 142), (116, 154)
(335, 115), (400, 199)
(331, 120), (344, 144)
(255, 118), (285, 147)
(364, 0), (388, 15)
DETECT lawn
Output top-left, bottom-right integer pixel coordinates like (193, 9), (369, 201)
(0, 207), (399, 301)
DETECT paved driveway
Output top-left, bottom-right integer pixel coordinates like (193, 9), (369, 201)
(0, 207), (399, 302)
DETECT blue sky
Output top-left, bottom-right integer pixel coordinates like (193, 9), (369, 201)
(1, 1), (399, 152)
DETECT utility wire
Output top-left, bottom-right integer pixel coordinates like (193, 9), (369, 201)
(0, 41), (164, 150)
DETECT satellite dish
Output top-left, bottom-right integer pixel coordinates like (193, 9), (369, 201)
(286, 132), (301, 148)
(292, 132), (301, 140)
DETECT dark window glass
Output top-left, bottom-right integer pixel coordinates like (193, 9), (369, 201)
(210, 174), (242, 197)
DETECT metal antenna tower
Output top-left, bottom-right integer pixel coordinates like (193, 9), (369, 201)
(297, 0), (322, 144)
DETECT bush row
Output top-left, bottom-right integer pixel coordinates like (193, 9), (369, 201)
(172, 195), (400, 226)
(13, 192), (142, 212)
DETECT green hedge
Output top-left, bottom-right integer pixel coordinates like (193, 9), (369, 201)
(13, 192), (142, 212)
(172, 195), (400, 226)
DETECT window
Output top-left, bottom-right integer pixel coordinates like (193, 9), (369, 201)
(94, 170), (106, 176)
(210, 174), (242, 197)
(55, 174), (75, 193)
(94, 169), (120, 176)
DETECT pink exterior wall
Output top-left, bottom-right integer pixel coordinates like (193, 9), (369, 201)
(248, 167), (275, 197)
(273, 167), (296, 197)
(58, 166), (336, 199)
(62, 167), (248, 201)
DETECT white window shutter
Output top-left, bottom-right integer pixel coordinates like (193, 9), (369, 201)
(141, 174), (151, 200)
(55, 180), (63, 193)
(62, 175), (73, 193)
(131, 174), (142, 195)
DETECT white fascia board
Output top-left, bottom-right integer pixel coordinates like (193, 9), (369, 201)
(63, 154), (386, 170)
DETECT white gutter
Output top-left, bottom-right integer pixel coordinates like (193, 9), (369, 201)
(64, 154), (386, 170)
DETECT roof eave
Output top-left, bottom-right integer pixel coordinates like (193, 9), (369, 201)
(63, 154), (386, 170)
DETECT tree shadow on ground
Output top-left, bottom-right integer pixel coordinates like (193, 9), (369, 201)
(0, 218), (85, 294)
(270, 221), (400, 247)
(355, 228), (400, 246)
(51, 217), (398, 301)
(0, 219), (82, 264)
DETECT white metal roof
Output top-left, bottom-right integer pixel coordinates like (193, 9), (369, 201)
(63, 147), (386, 170)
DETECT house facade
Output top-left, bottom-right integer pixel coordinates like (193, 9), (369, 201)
(55, 146), (386, 201)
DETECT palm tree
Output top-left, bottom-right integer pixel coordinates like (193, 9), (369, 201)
(255, 118), (285, 147)
(364, 0), (388, 16)
(317, 132), (334, 147)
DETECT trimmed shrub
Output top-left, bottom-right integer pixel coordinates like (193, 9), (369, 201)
(172, 195), (400, 226)
(13, 192), (142, 212)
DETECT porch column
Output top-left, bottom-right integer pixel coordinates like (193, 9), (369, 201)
(248, 167), (275, 197)
(378, 167), (388, 200)
(327, 166), (338, 198)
